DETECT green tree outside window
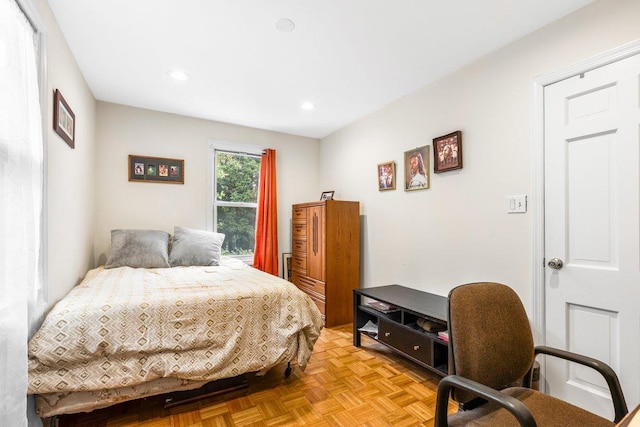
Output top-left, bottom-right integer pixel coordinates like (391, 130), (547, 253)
(215, 151), (261, 256)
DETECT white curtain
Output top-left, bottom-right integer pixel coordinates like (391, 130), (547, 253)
(0, 0), (44, 425)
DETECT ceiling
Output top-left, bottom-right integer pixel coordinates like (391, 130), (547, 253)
(49, 0), (595, 139)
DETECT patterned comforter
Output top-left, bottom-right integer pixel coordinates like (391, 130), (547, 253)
(28, 258), (323, 414)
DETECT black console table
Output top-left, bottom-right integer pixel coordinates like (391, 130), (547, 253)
(353, 285), (449, 376)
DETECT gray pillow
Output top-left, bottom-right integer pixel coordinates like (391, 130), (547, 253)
(169, 226), (225, 267)
(104, 229), (170, 269)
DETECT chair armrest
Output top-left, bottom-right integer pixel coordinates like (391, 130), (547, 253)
(435, 375), (537, 427)
(535, 345), (628, 422)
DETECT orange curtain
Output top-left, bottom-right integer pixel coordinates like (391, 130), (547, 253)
(253, 149), (279, 275)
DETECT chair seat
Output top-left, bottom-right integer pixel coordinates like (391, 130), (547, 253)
(447, 387), (615, 427)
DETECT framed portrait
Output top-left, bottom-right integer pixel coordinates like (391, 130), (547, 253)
(282, 253), (292, 281)
(377, 161), (396, 191)
(404, 146), (430, 191)
(433, 131), (462, 173)
(128, 155), (184, 184)
(53, 89), (75, 149)
(133, 162), (145, 175)
(320, 191), (335, 200)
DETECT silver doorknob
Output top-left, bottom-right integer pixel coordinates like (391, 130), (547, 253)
(548, 258), (564, 270)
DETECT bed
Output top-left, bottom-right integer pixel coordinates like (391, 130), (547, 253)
(28, 228), (324, 417)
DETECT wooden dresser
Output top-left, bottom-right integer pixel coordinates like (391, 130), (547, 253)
(291, 200), (360, 327)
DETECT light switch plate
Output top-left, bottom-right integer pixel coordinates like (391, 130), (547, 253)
(507, 195), (527, 213)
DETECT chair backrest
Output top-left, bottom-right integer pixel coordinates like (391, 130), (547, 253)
(448, 282), (535, 404)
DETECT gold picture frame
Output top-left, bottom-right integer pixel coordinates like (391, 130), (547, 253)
(377, 161), (396, 191)
(404, 146), (430, 191)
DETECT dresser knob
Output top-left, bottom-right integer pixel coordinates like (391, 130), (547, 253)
(384, 332), (391, 337)
(413, 345), (420, 351)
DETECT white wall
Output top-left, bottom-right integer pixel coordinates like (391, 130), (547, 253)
(32, 0), (320, 303)
(320, 0), (640, 312)
(35, 0), (640, 314)
(94, 102), (320, 268)
(33, 0), (97, 307)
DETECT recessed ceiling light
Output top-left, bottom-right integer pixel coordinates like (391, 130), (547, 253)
(301, 102), (314, 110)
(167, 69), (189, 81)
(275, 18), (295, 32)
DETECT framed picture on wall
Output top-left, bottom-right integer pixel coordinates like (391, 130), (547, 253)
(53, 89), (75, 149)
(404, 146), (430, 191)
(377, 161), (396, 191)
(128, 155), (184, 184)
(433, 131), (462, 173)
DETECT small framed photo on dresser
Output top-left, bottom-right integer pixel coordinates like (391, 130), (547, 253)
(320, 191), (334, 201)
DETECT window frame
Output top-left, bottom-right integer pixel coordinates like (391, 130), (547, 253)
(14, 0), (48, 304)
(207, 140), (263, 263)
(7, 1), (48, 424)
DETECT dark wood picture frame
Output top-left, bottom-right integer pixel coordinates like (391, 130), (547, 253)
(433, 131), (462, 173)
(377, 161), (396, 191)
(404, 146), (430, 191)
(128, 155), (184, 184)
(320, 191), (335, 200)
(53, 89), (75, 149)
(282, 253), (292, 281)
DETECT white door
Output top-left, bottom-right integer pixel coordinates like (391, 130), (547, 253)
(544, 53), (640, 419)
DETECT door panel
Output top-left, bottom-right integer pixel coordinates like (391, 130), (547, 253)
(566, 82), (616, 123)
(544, 53), (640, 418)
(567, 304), (617, 392)
(307, 205), (325, 281)
(567, 132), (617, 266)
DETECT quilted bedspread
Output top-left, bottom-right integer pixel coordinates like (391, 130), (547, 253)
(28, 258), (324, 396)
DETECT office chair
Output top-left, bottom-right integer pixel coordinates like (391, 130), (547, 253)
(434, 282), (628, 426)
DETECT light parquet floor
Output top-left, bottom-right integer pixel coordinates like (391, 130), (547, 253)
(54, 324), (456, 427)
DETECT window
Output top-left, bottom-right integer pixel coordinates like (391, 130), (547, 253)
(1, 0), (47, 424)
(210, 144), (262, 262)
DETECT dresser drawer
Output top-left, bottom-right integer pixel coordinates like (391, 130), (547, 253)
(292, 207), (307, 220)
(292, 256), (306, 273)
(292, 239), (306, 255)
(292, 272), (326, 314)
(378, 318), (431, 366)
(306, 291), (326, 315)
(292, 222), (307, 240)
(293, 273), (326, 298)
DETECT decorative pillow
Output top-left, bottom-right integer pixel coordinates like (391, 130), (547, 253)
(169, 226), (225, 267)
(104, 229), (171, 269)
